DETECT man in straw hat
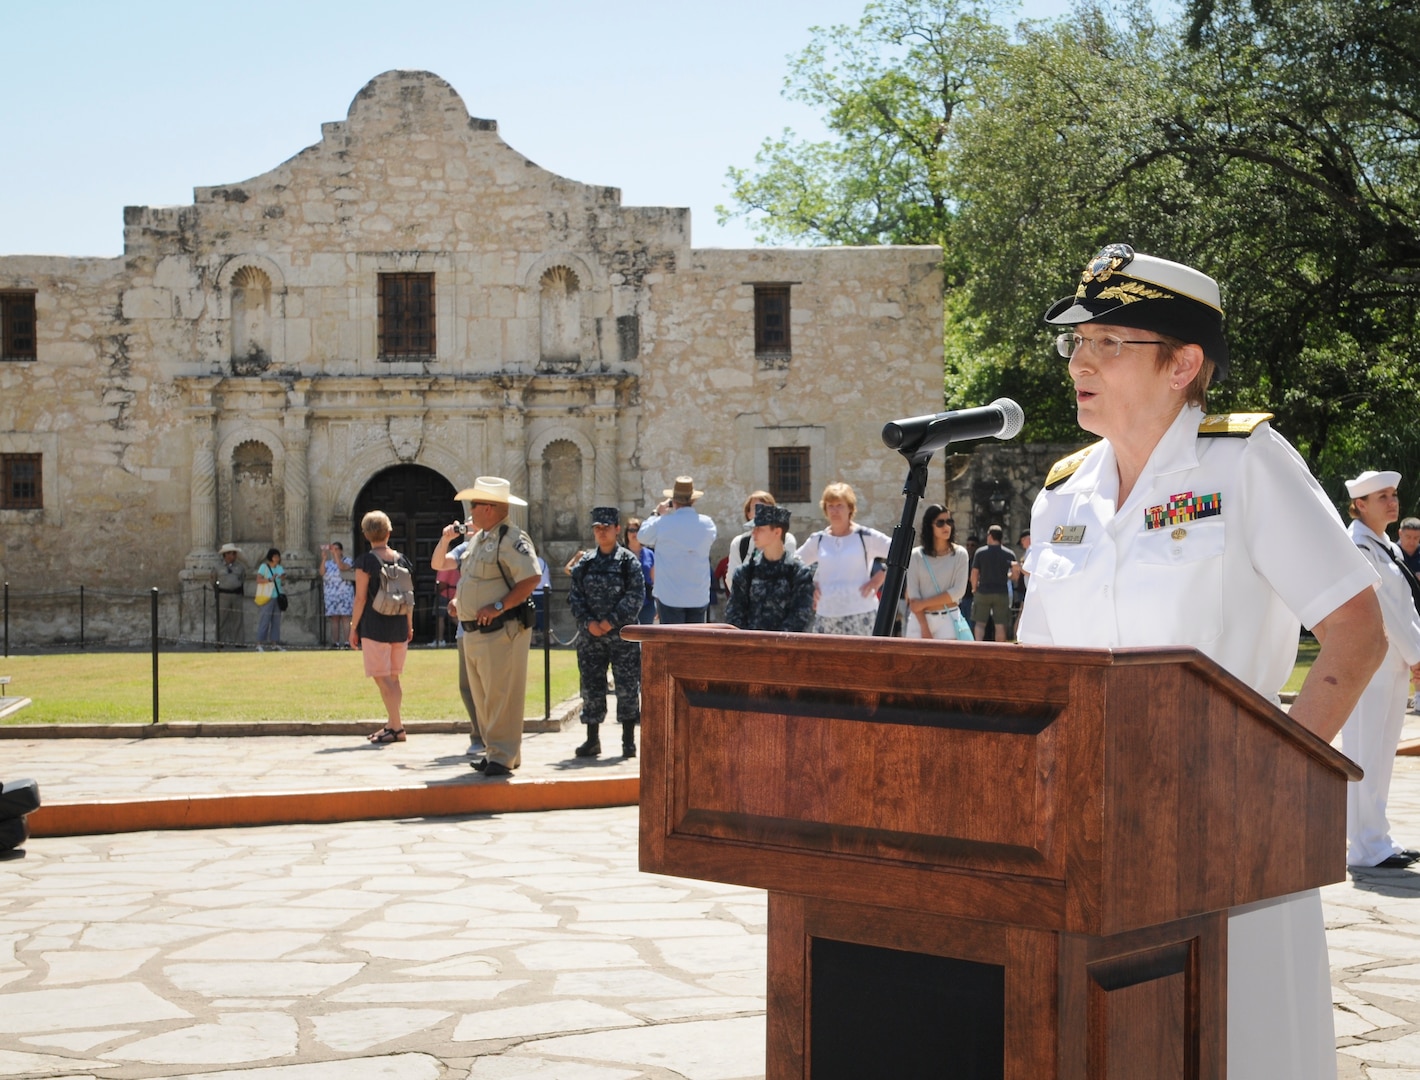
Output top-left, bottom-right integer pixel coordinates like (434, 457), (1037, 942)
(431, 477), (540, 778)
(212, 543), (246, 647)
(635, 475), (717, 623)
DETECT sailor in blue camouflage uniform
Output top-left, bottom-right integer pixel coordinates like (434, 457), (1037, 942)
(725, 504), (816, 633)
(569, 506), (646, 758)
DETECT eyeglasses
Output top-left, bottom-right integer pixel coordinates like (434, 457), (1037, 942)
(627, 527), (639, 533)
(1056, 332), (1165, 360)
(933, 518), (953, 528)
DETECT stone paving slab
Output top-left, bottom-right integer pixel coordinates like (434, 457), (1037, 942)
(2, 710), (1420, 1075)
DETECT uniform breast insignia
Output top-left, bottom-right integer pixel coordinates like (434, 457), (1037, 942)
(1051, 524), (1087, 544)
(1044, 441), (1103, 490)
(1145, 491), (1222, 530)
(1198, 412), (1273, 437)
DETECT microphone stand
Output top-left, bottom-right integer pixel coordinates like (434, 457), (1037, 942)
(873, 448), (934, 637)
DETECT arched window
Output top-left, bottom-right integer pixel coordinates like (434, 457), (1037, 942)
(231, 440), (277, 544)
(539, 266), (581, 369)
(541, 439), (584, 541)
(230, 266), (272, 374)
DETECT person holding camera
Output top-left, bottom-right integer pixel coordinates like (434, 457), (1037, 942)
(431, 476), (540, 778)
(320, 541), (354, 647)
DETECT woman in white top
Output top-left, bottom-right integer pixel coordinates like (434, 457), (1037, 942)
(1020, 243), (1384, 1080)
(904, 504), (970, 639)
(1338, 469), (1420, 868)
(795, 482), (890, 635)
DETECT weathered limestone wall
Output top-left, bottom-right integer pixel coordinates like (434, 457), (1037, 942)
(0, 70), (945, 646)
(641, 246), (946, 544)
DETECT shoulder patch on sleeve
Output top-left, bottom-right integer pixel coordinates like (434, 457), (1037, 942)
(1044, 442), (1102, 489)
(1198, 412), (1273, 437)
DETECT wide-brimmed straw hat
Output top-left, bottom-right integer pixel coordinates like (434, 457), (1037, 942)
(455, 476), (527, 506)
(218, 543), (242, 555)
(662, 476), (704, 501)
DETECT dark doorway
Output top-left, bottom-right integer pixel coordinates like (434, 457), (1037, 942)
(352, 465), (462, 643)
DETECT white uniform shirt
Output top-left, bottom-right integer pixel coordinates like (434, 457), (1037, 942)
(1019, 404), (1377, 701)
(1019, 403), (1378, 1080)
(1349, 520), (1420, 667)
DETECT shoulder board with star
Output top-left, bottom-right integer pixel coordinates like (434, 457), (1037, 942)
(1198, 412), (1273, 437)
(1044, 442), (1103, 490)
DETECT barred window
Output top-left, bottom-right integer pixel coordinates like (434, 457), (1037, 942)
(1, 454), (41, 509)
(378, 273), (436, 358)
(768, 446), (810, 504)
(1, 292), (37, 361)
(754, 285), (790, 357)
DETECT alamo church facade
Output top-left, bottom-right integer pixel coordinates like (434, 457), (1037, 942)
(0, 71), (946, 645)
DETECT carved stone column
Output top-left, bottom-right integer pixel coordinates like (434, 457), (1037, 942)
(501, 405), (528, 497)
(283, 384), (312, 560)
(592, 389), (620, 509)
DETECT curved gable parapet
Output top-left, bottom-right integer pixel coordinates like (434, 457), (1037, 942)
(346, 70), (496, 137)
(528, 423), (595, 465)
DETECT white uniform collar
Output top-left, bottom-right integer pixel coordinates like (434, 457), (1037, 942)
(1055, 404), (1206, 498)
(1350, 519), (1396, 554)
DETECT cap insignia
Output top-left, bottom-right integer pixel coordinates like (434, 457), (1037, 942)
(1081, 243), (1135, 284)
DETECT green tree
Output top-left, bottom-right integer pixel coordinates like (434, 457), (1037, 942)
(718, 0), (1009, 253)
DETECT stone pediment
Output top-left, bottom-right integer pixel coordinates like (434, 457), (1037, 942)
(191, 70), (639, 233)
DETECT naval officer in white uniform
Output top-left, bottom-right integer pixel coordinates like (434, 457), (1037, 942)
(1018, 243), (1386, 1080)
(1339, 469), (1420, 869)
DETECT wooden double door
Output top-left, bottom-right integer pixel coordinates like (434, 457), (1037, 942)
(351, 465), (462, 643)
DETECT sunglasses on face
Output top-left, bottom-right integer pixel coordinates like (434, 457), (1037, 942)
(627, 527), (639, 533)
(933, 518), (953, 528)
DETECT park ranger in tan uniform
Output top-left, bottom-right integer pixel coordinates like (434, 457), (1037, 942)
(434, 476), (540, 778)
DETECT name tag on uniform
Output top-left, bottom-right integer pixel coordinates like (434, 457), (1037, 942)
(1051, 524), (1087, 544)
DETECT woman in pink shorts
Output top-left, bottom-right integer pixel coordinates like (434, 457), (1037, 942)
(350, 510), (415, 744)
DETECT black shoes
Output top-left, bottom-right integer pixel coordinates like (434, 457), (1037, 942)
(575, 738), (601, 758)
(622, 740), (636, 759)
(470, 757), (513, 777)
(1374, 850), (1420, 869)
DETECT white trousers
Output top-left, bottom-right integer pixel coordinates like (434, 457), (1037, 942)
(1340, 647), (1411, 866)
(1228, 890), (1337, 1080)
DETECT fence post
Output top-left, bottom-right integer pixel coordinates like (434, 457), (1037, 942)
(151, 587), (160, 725)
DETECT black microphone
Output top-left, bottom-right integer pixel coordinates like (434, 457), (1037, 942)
(881, 398), (1025, 454)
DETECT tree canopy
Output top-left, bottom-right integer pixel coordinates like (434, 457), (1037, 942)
(721, 0), (1420, 505)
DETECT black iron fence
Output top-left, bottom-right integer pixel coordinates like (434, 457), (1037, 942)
(0, 577), (588, 656)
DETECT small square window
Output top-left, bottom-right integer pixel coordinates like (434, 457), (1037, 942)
(1, 292), (37, 361)
(378, 273), (436, 359)
(1, 454), (41, 509)
(768, 447), (810, 504)
(755, 285), (791, 357)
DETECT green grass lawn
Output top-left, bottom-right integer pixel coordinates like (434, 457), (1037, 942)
(0, 647), (580, 725)
(1282, 637), (1320, 695)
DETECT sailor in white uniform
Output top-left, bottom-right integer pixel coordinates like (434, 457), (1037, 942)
(1019, 243), (1386, 1080)
(1338, 469), (1420, 869)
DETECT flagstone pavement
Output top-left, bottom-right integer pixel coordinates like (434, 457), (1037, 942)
(4, 729), (1420, 1076)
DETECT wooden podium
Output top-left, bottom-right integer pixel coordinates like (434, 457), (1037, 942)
(623, 626), (1360, 1080)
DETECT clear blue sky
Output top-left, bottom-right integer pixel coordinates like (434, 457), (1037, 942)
(2, 0), (1175, 256)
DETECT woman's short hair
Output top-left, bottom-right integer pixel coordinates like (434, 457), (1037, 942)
(361, 510), (392, 541)
(742, 490), (777, 522)
(820, 482), (857, 517)
(1154, 333), (1216, 410)
(920, 503), (954, 556)
(264, 547), (281, 562)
